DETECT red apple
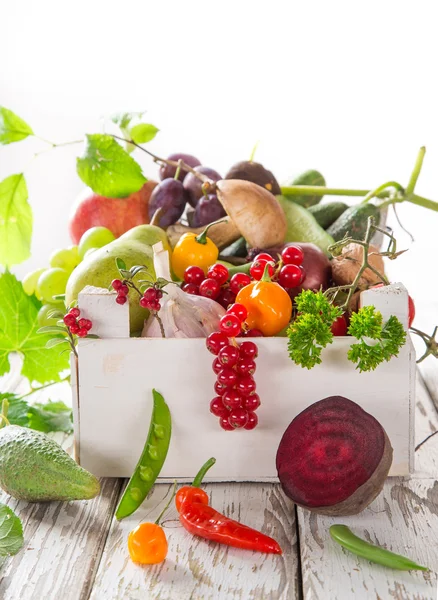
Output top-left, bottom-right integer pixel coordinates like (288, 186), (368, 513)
(69, 181), (157, 244)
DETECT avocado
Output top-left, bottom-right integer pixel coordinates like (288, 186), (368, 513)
(0, 425), (100, 502)
(225, 161), (281, 195)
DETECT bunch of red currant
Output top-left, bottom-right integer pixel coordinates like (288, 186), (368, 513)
(250, 245), (306, 290)
(111, 279), (130, 305)
(139, 287), (163, 311)
(63, 307), (92, 338)
(206, 303), (261, 431)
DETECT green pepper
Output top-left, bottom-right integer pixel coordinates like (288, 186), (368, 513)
(330, 525), (428, 571)
(115, 389), (171, 520)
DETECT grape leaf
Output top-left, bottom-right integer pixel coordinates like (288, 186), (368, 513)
(0, 393), (73, 433)
(76, 134), (146, 198)
(0, 174), (33, 267)
(130, 123), (159, 144)
(0, 504), (23, 558)
(0, 107), (33, 145)
(111, 111), (146, 130)
(0, 272), (69, 384)
(0, 393), (29, 427)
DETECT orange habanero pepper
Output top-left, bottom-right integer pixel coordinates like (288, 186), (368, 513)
(236, 265), (292, 336)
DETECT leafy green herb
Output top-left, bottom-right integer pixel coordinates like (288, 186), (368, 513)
(348, 306), (406, 372)
(0, 174), (32, 267)
(76, 134), (146, 198)
(0, 503), (24, 558)
(0, 107), (33, 145)
(0, 393), (73, 433)
(287, 291), (342, 369)
(0, 272), (69, 384)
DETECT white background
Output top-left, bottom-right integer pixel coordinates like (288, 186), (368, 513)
(1, 0), (437, 319)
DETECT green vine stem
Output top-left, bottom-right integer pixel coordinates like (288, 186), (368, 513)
(0, 399), (10, 429)
(410, 326), (438, 363)
(324, 217), (392, 309)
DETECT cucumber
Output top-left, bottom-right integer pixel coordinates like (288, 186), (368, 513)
(327, 203), (381, 241)
(220, 237), (248, 258)
(281, 169), (326, 207)
(307, 202), (349, 229)
(277, 196), (334, 255)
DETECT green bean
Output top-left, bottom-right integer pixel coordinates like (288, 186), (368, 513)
(115, 389), (171, 520)
(330, 525), (428, 571)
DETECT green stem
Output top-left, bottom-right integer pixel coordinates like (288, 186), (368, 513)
(407, 193), (438, 212)
(155, 480), (177, 525)
(18, 375), (70, 400)
(280, 185), (377, 198)
(195, 219), (227, 245)
(406, 147), (426, 195)
(0, 399), (10, 428)
(261, 261), (274, 282)
(174, 159), (183, 181)
(192, 457), (216, 487)
(361, 181), (404, 204)
(249, 141), (259, 162)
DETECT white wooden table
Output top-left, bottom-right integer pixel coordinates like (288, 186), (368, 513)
(1, 311), (437, 600)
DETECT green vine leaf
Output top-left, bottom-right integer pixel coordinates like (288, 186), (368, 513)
(0, 107), (33, 145)
(76, 134), (146, 198)
(0, 272), (69, 384)
(0, 392), (73, 433)
(0, 504), (23, 558)
(0, 174), (33, 267)
(130, 123), (159, 144)
(111, 111), (146, 130)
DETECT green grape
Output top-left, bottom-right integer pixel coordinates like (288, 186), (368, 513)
(22, 268), (46, 298)
(50, 246), (80, 273)
(38, 304), (62, 327)
(36, 268), (69, 304)
(78, 227), (115, 259)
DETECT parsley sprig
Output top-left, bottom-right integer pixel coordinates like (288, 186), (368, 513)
(348, 306), (406, 372)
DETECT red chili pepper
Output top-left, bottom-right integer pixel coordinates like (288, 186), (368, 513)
(176, 458), (282, 555)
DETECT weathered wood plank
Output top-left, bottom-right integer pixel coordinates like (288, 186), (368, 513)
(90, 482), (300, 600)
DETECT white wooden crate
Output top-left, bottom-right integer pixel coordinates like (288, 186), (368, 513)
(72, 283), (415, 480)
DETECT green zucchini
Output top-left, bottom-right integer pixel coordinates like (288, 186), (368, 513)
(307, 202), (349, 229)
(327, 203), (381, 241)
(281, 169), (326, 207)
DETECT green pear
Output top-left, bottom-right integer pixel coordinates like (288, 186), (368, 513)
(119, 224), (171, 252)
(66, 238), (155, 334)
(0, 425), (100, 502)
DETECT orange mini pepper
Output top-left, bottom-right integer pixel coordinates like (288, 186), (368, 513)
(236, 264), (292, 336)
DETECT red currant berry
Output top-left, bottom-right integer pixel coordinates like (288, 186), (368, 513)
(181, 282), (199, 295)
(217, 288), (236, 309)
(69, 307), (80, 318)
(236, 357), (256, 376)
(63, 314), (76, 327)
(214, 380), (228, 395)
(245, 329), (264, 337)
(227, 303), (248, 322)
(254, 252), (276, 263)
(150, 301), (161, 311)
(219, 314), (241, 337)
(250, 259), (275, 281)
(78, 318), (92, 331)
(229, 273), (251, 294)
(278, 264), (302, 289)
(236, 375), (256, 396)
(155, 289), (163, 300)
(111, 279), (123, 291)
(218, 345), (240, 367)
(143, 288), (158, 302)
(184, 265), (205, 285)
(212, 357), (222, 374)
(116, 295), (128, 305)
(199, 278), (221, 299)
(281, 245), (304, 266)
(206, 332), (229, 355)
(217, 368), (238, 388)
(139, 297), (151, 308)
(77, 328), (88, 338)
(228, 408), (249, 429)
(222, 389), (242, 410)
(207, 263), (229, 285)
(219, 415), (235, 431)
(69, 323), (80, 334)
(244, 411), (258, 430)
(243, 393), (260, 411)
(239, 341), (258, 359)
(331, 315), (348, 336)
(119, 284), (129, 296)
(210, 396), (229, 417)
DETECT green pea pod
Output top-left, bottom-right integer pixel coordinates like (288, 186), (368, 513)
(115, 389), (171, 520)
(330, 525), (428, 571)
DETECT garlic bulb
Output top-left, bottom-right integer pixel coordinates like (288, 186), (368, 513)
(141, 242), (226, 338)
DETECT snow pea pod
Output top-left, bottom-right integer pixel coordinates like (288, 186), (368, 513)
(330, 525), (428, 571)
(115, 389), (171, 520)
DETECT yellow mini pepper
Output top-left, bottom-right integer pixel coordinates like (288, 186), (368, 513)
(236, 264), (292, 336)
(172, 221), (223, 280)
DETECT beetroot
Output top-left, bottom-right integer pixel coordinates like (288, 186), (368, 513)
(276, 396), (393, 516)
